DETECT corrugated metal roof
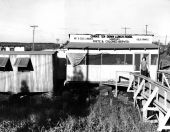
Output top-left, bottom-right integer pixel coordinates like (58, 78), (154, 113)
(0, 57), (9, 67)
(65, 42), (158, 50)
(14, 58), (30, 67)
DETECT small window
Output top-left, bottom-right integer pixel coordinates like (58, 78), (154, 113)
(14, 58), (33, 72)
(0, 57), (13, 71)
(151, 54), (158, 65)
(87, 54), (101, 65)
(102, 54), (133, 65)
(102, 54), (114, 65)
(125, 54), (133, 65)
(10, 47), (14, 51)
(1, 47), (6, 51)
(113, 54), (125, 65)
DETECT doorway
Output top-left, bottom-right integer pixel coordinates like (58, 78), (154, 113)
(134, 54), (141, 71)
(134, 53), (149, 71)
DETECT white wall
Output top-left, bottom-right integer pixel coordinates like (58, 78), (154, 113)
(66, 49), (159, 82)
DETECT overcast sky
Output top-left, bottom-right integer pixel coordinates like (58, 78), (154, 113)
(0, 0), (170, 43)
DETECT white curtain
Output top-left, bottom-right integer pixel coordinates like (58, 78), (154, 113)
(67, 53), (86, 67)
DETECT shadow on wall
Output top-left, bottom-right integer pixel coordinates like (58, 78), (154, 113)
(9, 80), (30, 105)
(20, 80), (30, 93)
(71, 66), (84, 81)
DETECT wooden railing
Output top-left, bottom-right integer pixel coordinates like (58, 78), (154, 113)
(128, 72), (170, 131)
(115, 71), (139, 97)
(157, 70), (170, 88)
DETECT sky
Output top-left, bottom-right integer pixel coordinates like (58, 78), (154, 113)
(0, 0), (170, 43)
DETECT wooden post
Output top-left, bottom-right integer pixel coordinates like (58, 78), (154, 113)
(143, 87), (158, 111)
(127, 75), (134, 92)
(157, 111), (164, 131)
(163, 74), (170, 88)
(134, 79), (145, 100)
(162, 73), (164, 85)
(115, 71), (118, 97)
(143, 107), (148, 121)
(164, 91), (167, 109)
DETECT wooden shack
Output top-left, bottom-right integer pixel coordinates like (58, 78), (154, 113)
(0, 51), (66, 93)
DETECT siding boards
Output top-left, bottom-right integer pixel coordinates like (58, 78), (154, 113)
(0, 53), (55, 93)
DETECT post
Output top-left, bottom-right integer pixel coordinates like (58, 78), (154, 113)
(115, 71), (118, 97)
(121, 27), (130, 36)
(86, 47), (89, 81)
(145, 25), (148, 35)
(156, 40), (161, 81)
(30, 25), (38, 51)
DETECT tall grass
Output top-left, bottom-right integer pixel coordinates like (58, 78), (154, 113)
(0, 94), (157, 132)
(48, 96), (157, 132)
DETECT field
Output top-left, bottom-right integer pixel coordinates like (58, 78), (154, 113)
(0, 87), (157, 132)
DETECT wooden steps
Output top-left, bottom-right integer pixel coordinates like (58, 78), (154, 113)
(128, 72), (170, 131)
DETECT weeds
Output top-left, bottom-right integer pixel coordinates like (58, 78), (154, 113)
(0, 94), (157, 132)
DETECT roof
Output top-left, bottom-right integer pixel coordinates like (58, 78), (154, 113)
(0, 42), (58, 46)
(65, 42), (158, 50)
(0, 51), (57, 55)
(0, 42), (60, 51)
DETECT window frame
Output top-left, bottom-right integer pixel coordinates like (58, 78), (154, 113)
(0, 57), (13, 72)
(151, 54), (158, 65)
(101, 53), (133, 65)
(86, 54), (101, 65)
(14, 58), (33, 72)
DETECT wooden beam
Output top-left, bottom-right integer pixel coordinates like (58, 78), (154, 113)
(127, 75), (134, 92)
(134, 79), (145, 100)
(143, 87), (158, 111)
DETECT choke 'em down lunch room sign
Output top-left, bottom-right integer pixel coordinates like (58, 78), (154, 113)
(69, 34), (154, 44)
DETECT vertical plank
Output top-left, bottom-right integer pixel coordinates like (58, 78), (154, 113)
(164, 91), (167, 110)
(134, 79), (145, 100)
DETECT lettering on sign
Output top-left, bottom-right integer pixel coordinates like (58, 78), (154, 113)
(69, 34), (153, 44)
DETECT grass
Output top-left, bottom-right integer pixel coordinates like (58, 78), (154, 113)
(0, 91), (157, 132)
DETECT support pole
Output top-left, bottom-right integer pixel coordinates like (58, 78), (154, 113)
(30, 25), (38, 51)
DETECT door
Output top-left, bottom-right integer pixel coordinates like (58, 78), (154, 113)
(143, 54), (149, 65)
(134, 53), (149, 71)
(134, 54), (141, 71)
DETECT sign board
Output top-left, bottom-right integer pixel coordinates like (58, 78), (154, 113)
(69, 34), (154, 44)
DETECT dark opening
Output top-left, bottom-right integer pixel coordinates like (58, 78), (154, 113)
(102, 54), (114, 65)
(125, 54), (133, 65)
(87, 54), (101, 65)
(151, 54), (158, 65)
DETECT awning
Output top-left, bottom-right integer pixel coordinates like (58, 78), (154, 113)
(0, 57), (9, 67)
(67, 53), (86, 67)
(14, 58), (30, 67)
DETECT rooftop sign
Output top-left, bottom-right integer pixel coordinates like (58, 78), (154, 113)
(69, 34), (154, 44)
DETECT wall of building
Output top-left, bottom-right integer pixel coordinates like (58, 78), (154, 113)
(0, 54), (53, 93)
(66, 49), (159, 82)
